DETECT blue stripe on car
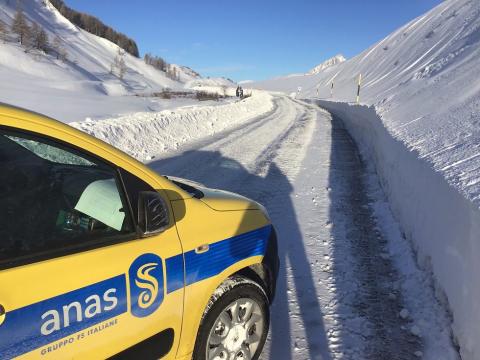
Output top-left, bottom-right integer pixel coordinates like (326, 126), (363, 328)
(0, 275), (127, 360)
(166, 225), (271, 293)
(165, 255), (184, 293)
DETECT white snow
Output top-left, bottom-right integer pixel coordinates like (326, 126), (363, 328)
(0, 0), (224, 122)
(71, 90), (273, 162)
(307, 54), (346, 75)
(146, 94), (457, 360)
(251, 0), (480, 358)
(0, 0), (182, 90)
(0, 0), (472, 358)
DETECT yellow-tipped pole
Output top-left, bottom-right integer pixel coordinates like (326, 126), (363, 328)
(356, 74), (362, 104)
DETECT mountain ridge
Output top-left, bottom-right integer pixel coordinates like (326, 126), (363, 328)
(307, 54), (346, 74)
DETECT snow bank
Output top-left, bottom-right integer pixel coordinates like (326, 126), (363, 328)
(71, 91), (274, 161)
(317, 100), (478, 359)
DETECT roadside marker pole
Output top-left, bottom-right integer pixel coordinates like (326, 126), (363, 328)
(331, 81), (334, 98)
(356, 74), (362, 104)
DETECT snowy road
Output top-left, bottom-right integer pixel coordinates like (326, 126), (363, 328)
(146, 93), (456, 360)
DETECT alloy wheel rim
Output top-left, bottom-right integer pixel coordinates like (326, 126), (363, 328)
(207, 298), (264, 360)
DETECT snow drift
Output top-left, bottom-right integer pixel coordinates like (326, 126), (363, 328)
(71, 91), (274, 161)
(253, 0), (480, 358)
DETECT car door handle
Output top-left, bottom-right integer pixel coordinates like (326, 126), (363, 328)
(0, 304), (5, 326)
(195, 244), (209, 254)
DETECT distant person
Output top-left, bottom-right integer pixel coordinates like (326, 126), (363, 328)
(236, 86), (241, 97)
(239, 87), (244, 99)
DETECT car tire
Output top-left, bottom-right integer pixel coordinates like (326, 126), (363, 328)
(193, 276), (270, 360)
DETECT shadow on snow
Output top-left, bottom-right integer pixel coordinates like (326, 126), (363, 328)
(149, 149), (331, 360)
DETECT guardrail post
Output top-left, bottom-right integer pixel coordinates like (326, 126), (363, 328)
(356, 74), (362, 104)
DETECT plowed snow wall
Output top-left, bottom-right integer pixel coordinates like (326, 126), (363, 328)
(316, 100), (480, 360)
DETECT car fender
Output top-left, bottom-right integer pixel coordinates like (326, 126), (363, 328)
(175, 255), (264, 358)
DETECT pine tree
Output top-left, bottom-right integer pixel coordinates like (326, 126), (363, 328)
(31, 22), (49, 51)
(52, 35), (61, 59)
(118, 55), (126, 80)
(0, 21), (7, 43)
(167, 65), (178, 81)
(111, 49), (127, 79)
(11, 9), (29, 45)
(144, 53), (151, 65)
(39, 29), (49, 51)
(52, 35), (67, 61)
(144, 53), (169, 73)
(30, 22), (39, 48)
(59, 47), (68, 62)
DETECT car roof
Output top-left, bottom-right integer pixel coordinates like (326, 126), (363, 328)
(0, 102), (73, 128)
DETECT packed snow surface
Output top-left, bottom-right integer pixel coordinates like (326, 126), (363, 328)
(253, 0), (480, 358)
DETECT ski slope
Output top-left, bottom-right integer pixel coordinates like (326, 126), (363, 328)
(252, 0), (480, 358)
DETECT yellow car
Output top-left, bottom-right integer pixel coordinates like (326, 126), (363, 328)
(0, 104), (279, 360)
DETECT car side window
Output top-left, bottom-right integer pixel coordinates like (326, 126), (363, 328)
(0, 129), (135, 266)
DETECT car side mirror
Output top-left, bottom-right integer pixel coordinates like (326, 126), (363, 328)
(138, 191), (170, 236)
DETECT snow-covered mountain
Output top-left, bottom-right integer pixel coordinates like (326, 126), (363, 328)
(0, 0), (213, 121)
(252, 0), (480, 358)
(254, 0), (480, 211)
(169, 64), (201, 83)
(0, 0), (187, 92)
(307, 54), (346, 74)
(252, 0), (480, 211)
(185, 76), (236, 89)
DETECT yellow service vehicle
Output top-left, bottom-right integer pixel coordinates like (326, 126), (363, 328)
(0, 104), (279, 360)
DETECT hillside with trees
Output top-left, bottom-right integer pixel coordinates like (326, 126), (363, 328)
(49, 0), (139, 57)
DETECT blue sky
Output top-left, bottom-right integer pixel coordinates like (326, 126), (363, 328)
(66, 0), (443, 81)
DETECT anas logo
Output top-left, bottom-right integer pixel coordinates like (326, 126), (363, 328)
(129, 254), (164, 317)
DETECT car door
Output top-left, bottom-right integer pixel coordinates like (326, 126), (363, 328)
(0, 127), (184, 359)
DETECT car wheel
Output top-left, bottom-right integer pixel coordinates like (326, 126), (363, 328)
(193, 276), (270, 360)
